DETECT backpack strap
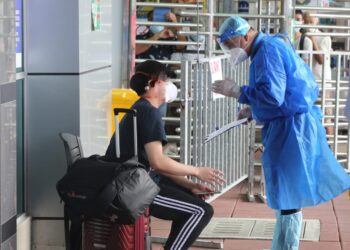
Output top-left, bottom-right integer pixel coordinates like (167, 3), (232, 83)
(299, 33), (306, 57)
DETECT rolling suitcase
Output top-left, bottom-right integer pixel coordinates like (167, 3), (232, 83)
(113, 108), (150, 250)
(83, 108), (151, 250)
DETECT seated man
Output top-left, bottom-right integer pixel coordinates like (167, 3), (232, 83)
(105, 60), (225, 250)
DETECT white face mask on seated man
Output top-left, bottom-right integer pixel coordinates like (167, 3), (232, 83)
(165, 81), (178, 103)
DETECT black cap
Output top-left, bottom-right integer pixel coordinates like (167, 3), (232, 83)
(130, 60), (167, 96)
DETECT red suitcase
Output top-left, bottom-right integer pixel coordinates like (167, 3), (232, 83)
(83, 212), (150, 250)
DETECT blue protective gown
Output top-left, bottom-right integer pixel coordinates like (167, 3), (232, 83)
(238, 32), (350, 210)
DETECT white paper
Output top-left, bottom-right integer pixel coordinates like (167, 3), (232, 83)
(209, 58), (224, 100)
(204, 118), (248, 143)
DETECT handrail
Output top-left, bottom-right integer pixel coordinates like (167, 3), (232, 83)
(136, 20), (203, 28)
(295, 24), (350, 31)
(136, 2), (203, 9)
(136, 40), (203, 46)
(179, 11), (285, 19)
(304, 32), (350, 37)
(294, 6), (350, 12)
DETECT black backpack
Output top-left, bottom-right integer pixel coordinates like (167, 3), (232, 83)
(56, 154), (159, 224)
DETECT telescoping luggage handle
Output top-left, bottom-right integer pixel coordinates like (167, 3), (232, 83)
(114, 108), (138, 159)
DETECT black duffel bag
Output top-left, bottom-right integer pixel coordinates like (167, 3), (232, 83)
(56, 155), (159, 224)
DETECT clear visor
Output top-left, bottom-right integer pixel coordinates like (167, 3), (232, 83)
(216, 36), (241, 54)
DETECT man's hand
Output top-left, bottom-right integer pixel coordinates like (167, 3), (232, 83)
(158, 28), (174, 39)
(195, 167), (225, 186)
(191, 183), (216, 200)
(165, 12), (177, 23)
(238, 107), (253, 122)
(212, 79), (241, 98)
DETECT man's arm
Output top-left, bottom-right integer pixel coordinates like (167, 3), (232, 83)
(165, 12), (187, 51)
(145, 141), (224, 185)
(136, 32), (161, 55)
(308, 36), (324, 65)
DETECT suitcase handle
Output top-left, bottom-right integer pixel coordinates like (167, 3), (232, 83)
(114, 108), (137, 116)
(114, 108), (138, 159)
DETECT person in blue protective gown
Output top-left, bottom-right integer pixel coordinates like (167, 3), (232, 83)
(212, 16), (350, 250)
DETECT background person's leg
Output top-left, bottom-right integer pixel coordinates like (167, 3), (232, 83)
(150, 179), (213, 250)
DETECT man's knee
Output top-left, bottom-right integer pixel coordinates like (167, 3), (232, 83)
(202, 203), (214, 220)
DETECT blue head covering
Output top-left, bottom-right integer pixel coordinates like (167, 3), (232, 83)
(219, 16), (250, 43)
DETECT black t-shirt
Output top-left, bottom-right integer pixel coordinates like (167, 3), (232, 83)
(105, 98), (167, 181)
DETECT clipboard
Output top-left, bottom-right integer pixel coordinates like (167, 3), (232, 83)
(204, 118), (248, 143)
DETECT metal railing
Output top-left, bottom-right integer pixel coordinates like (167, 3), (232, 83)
(296, 50), (350, 173)
(180, 55), (253, 201)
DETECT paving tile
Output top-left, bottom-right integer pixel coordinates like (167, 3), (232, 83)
(338, 223), (350, 242)
(319, 223), (339, 242)
(341, 241), (350, 250)
(219, 239), (271, 250)
(211, 199), (236, 217)
(150, 217), (171, 230)
(300, 241), (341, 250)
(335, 211), (350, 221)
(151, 243), (163, 250)
(302, 210), (337, 224)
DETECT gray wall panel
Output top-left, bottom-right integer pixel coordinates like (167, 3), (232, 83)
(0, 82), (16, 104)
(78, 0), (112, 72)
(26, 0), (79, 73)
(80, 67), (112, 156)
(27, 76), (79, 217)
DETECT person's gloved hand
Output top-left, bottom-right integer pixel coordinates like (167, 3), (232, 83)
(212, 79), (241, 98)
(238, 107), (253, 121)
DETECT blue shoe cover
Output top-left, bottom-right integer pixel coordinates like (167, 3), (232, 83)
(271, 211), (302, 250)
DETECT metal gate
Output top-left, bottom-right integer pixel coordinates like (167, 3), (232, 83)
(180, 55), (253, 200)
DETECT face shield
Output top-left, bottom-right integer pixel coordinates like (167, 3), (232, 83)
(217, 17), (251, 66)
(217, 34), (249, 66)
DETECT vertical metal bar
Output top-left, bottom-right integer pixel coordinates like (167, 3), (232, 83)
(229, 59), (234, 185)
(198, 64), (203, 166)
(281, 0), (292, 35)
(203, 63), (208, 168)
(208, 0), (214, 58)
(258, 0), (262, 32)
(321, 53), (326, 129)
(115, 114), (120, 158)
(133, 116), (138, 158)
(334, 55), (341, 157)
(267, 0), (271, 34)
(180, 60), (189, 165)
(193, 63), (199, 166)
(189, 62), (194, 166)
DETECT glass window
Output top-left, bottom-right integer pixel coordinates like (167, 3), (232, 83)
(15, 0), (23, 72)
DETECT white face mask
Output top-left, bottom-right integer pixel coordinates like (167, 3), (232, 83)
(294, 20), (302, 33)
(165, 81), (178, 103)
(229, 48), (249, 66)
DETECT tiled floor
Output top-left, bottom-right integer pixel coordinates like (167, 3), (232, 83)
(151, 180), (350, 250)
